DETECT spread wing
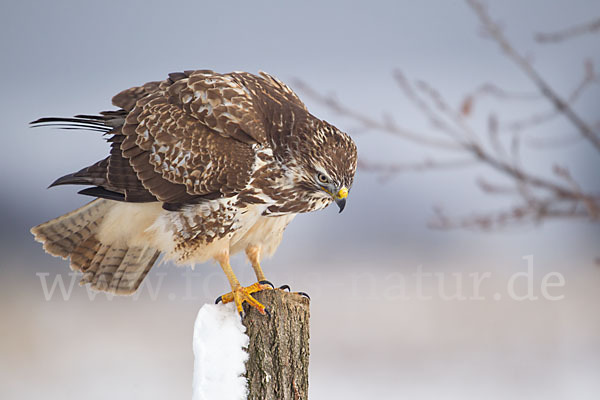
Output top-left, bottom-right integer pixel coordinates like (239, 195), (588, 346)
(35, 70), (304, 207)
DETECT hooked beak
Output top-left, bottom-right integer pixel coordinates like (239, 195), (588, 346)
(334, 187), (348, 213)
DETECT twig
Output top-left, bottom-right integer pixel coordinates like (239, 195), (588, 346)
(535, 16), (600, 43)
(501, 60), (598, 133)
(292, 79), (460, 150)
(295, 1), (600, 232)
(391, 71), (468, 145)
(393, 67), (597, 206)
(466, 0), (600, 151)
(431, 200), (592, 231)
(553, 165), (600, 218)
(359, 158), (476, 181)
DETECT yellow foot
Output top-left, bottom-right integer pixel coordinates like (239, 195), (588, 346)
(216, 281), (273, 315)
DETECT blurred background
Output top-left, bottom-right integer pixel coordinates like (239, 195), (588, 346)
(1, 0), (599, 399)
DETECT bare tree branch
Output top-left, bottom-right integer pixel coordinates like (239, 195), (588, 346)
(294, 0), (600, 232)
(291, 79), (460, 151)
(535, 16), (600, 43)
(501, 60), (598, 134)
(431, 200), (593, 231)
(553, 165), (600, 218)
(466, 0), (600, 151)
(391, 71), (469, 145)
(359, 158), (477, 179)
(395, 68), (597, 206)
(462, 83), (541, 107)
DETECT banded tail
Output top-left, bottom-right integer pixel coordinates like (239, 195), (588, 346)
(31, 199), (161, 295)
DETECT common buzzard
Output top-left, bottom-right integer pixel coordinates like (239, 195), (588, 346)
(31, 69), (357, 314)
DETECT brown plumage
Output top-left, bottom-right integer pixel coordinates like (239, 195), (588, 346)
(31, 69), (357, 312)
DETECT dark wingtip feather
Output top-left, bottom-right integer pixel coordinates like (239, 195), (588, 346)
(48, 173), (92, 188)
(78, 186), (125, 201)
(29, 116), (113, 132)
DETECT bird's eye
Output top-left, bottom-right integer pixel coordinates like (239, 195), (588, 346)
(317, 173), (329, 184)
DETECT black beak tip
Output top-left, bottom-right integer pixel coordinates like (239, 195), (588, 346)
(336, 198), (346, 213)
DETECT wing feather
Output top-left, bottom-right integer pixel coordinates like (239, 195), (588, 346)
(41, 69), (307, 206)
(119, 70), (272, 202)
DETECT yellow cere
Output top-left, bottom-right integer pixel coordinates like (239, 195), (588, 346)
(336, 187), (348, 199)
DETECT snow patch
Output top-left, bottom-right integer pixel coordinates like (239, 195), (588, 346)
(192, 302), (249, 400)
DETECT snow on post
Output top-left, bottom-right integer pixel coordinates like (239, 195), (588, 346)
(193, 290), (310, 400)
(192, 303), (249, 400)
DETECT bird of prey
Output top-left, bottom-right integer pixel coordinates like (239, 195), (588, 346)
(31, 69), (357, 314)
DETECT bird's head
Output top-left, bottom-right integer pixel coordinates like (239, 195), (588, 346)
(288, 120), (357, 213)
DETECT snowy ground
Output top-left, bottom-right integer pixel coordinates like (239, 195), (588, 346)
(2, 252), (599, 400)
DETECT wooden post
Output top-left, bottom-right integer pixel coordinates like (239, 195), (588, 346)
(242, 289), (310, 400)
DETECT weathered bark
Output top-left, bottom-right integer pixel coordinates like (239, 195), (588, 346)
(242, 289), (310, 400)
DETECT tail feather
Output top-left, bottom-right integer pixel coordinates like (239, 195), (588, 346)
(31, 199), (161, 295)
(70, 235), (101, 271)
(31, 199), (111, 258)
(91, 246), (127, 291)
(80, 243), (109, 286)
(109, 246), (160, 294)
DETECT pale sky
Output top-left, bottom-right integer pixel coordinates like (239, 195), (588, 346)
(2, 0), (598, 263)
(2, 2), (600, 399)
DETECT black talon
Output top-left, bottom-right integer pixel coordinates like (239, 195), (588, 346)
(296, 291), (311, 300)
(264, 307), (271, 318)
(258, 280), (274, 289)
(278, 284), (291, 291)
(215, 295), (223, 304)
